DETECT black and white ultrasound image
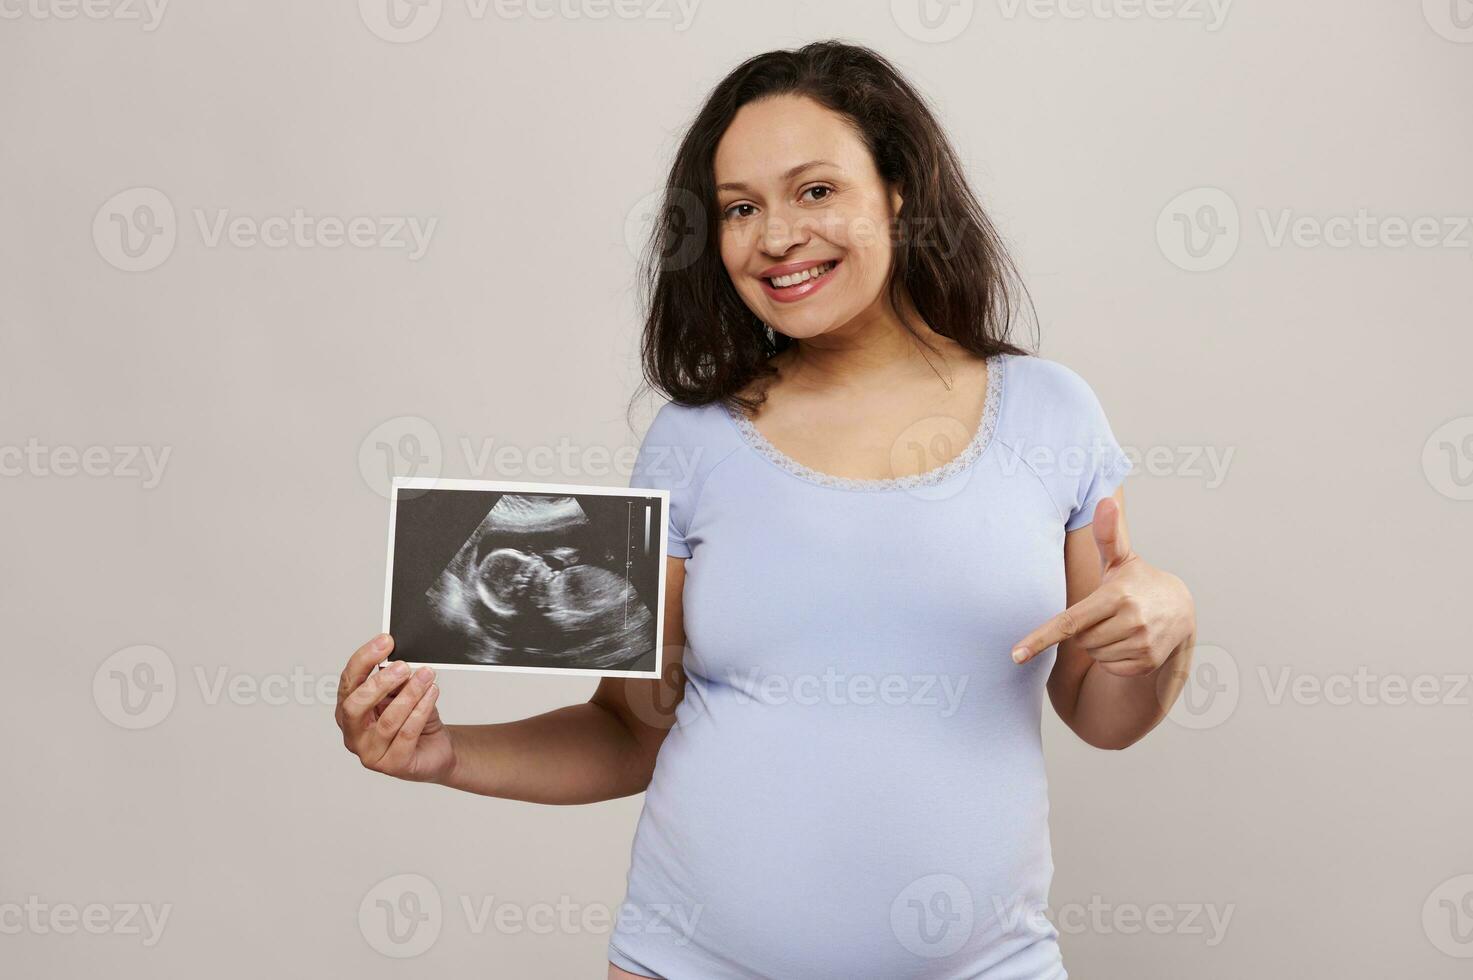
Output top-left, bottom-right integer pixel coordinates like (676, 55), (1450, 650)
(387, 488), (662, 673)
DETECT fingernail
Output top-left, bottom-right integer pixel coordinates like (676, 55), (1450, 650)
(373, 634), (392, 651)
(415, 667), (433, 684)
(1011, 647), (1028, 663)
(389, 661), (409, 676)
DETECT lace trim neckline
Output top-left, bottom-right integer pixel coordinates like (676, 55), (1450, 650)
(720, 354), (1006, 492)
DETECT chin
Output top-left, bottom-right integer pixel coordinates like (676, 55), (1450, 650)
(771, 321), (836, 341)
(769, 307), (854, 339)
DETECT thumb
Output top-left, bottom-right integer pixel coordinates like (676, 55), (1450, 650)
(1091, 496), (1132, 573)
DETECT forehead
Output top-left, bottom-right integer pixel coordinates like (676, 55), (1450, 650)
(713, 95), (871, 187)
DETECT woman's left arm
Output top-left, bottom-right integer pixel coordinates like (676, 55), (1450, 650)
(1011, 487), (1198, 750)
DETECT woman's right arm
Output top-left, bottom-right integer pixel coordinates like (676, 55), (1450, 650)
(335, 556), (689, 806)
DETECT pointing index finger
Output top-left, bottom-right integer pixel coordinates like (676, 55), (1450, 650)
(1011, 590), (1113, 664)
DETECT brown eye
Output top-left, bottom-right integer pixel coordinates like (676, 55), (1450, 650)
(802, 185), (833, 203)
(723, 203), (756, 221)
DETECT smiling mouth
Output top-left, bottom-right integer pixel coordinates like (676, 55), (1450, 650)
(764, 260), (838, 289)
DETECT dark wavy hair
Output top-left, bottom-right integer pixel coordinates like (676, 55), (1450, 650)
(633, 39), (1035, 416)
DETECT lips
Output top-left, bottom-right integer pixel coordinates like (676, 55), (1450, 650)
(759, 257), (841, 303)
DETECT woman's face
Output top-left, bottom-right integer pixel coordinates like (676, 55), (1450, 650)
(713, 94), (902, 342)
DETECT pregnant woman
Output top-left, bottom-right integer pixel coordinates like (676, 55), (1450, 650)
(335, 41), (1197, 978)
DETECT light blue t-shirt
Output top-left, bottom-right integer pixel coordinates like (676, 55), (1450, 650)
(610, 353), (1132, 979)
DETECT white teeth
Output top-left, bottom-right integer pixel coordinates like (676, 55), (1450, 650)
(769, 261), (834, 289)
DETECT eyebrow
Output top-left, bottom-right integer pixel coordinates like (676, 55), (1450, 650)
(715, 160), (837, 194)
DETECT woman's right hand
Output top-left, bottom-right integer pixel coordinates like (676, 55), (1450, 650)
(335, 634), (455, 784)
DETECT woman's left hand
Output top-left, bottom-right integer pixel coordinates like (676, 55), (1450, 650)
(1010, 498), (1196, 677)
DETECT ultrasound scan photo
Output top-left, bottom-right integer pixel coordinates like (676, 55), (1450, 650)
(383, 480), (667, 676)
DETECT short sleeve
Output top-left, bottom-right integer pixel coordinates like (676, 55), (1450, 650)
(1059, 369), (1133, 532)
(629, 401), (699, 559)
(998, 356), (1135, 533)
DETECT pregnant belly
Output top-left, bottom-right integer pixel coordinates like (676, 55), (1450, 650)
(618, 699), (1060, 978)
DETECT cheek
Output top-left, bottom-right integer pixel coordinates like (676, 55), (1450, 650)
(837, 241), (893, 305)
(821, 208), (892, 284)
(820, 204), (889, 252)
(719, 231), (753, 285)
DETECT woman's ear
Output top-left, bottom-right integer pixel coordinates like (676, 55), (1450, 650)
(889, 180), (905, 216)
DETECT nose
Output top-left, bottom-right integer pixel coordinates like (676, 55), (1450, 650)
(759, 203), (813, 257)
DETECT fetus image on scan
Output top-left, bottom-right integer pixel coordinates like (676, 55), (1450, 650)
(425, 494), (655, 670)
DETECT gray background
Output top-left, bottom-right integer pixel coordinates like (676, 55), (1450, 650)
(2, 1), (1470, 976)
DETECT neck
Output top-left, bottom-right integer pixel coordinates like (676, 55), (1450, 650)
(780, 293), (956, 392)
